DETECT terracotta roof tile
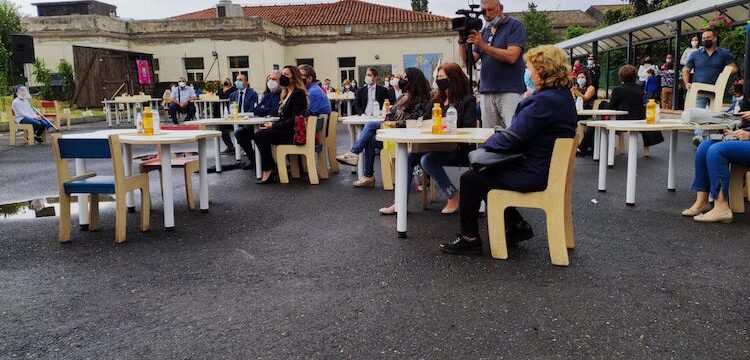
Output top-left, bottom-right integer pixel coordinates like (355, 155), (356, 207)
(170, 0), (449, 25)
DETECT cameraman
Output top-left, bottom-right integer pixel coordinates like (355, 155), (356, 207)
(460, 0), (527, 129)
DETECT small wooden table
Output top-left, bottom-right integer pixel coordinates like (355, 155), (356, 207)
(588, 119), (730, 205)
(340, 115), (385, 178)
(376, 127), (494, 237)
(185, 117), (279, 178)
(62, 129), (220, 230)
(103, 98), (162, 127)
(328, 94), (356, 116)
(577, 109), (628, 164)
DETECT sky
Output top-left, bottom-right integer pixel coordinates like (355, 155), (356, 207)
(14, 0), (628, 19)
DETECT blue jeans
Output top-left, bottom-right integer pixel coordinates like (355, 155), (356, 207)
(19, 117), (45, 137)
(419, 151), (459, 198)
(351, 121), (382, 177)
(695, 96), (710, 109)
(692, 140), (750, 199)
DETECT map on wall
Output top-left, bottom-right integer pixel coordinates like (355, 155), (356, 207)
(403, 54), (442, 83)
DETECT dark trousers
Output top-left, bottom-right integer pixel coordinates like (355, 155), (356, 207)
(459, 169), (524, 238)
(217, 125), (234, 149)
(234, 126), (255, 159)
(168, 103), (196, 124)
(254, 127), (294, 171)
(578, 126), (595, 153)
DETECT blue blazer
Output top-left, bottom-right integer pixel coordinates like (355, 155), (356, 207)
(228, 88), (258, 113)
(482, 87), (577, 192)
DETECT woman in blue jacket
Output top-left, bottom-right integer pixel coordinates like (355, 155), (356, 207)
(441, 45), (578, 255)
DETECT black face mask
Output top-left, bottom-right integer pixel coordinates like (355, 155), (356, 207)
(398, 79), (409, 91)
(279, 75), (291, 87)
(436, 78), (449, 92)
(703, 40), (714, 49)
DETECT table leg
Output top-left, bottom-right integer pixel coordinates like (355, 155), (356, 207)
(348, 100), (353, 116)
(355, 126), (364, 179)
(626, 132), (639, 206)
(126, 103), (132, 124)
(123, 144), (135, 212)
(208, 103), (214, 119)
(233, 124), (242, 163)
(593, 126), (601, 161)
(198, 139), (209, 212)
(115, 104), (121, 126)
(598, 128), (608, 192)
(607, 128), (616, 168)
(253, 125), (262, 180)
(214, 136), (222, 173)
(106, 104), (112, 127)
(395, 143), (408, 238)
(667, 130), (677, 191)
(346, 124), (357, 175)
(75, 159), (89, 230)
(159, 144), (175, 230)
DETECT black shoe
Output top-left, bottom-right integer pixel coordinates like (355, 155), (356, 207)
(440, 234), (482, 255)
(507, 220), (534, 245)
(221, 147), (236, 155)
(256, 170), (277, 184)
(241, 162), (255, 170)
(34, 136), (43, 143)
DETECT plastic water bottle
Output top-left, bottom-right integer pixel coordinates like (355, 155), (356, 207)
(152, 108), (161, 134)
(656, 104), (661, 123)
(575, 97), (584, 112)
(135, 112), (143, 134)
(445, 104), (458, 135)
(371, 100), (380, 116)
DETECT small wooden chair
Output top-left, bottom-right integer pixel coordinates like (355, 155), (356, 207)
(5, 112), (44, 145)
(487, 136), (579, 266)
(325, 111), (340, 173)
(729, 165), (750, 214)
(39, 100), (63, 129)
(139, 125), (200, 210)
(277, 116), (325, 185)
(380, 143), (396, 191)
(52, 134), (150, 243)
(685, 65), (733, 112)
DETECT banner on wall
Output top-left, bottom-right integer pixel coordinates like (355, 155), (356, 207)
(136, 60), (152, 85)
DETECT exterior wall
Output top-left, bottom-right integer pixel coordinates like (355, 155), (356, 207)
(29, 36), (129, 86)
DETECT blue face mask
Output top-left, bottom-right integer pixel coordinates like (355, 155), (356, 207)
(489, 16), (501, 27)
(523, 69), (535, 90)
(234, 81), (245, 90)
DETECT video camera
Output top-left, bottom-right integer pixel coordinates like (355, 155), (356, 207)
(452, 5), (485, 40)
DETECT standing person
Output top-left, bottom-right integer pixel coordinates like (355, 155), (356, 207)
(570, 59), (584, 78)
(659, 54), (676, 110)
(234, 72), (282, 170)
(680, 35), (701, 67)
(461, 0), (527, 129)
(355, 68), (388, 116)
(644, 69), (660, 102)
(215, 78), (237, 154)
(637, 55), (657, 86)
(11, 86), (57, 142)
(298, 64), (332, 116)
(253, 66), (308, 184)
(586, 54), (601, 91)
(683, 29), (738, 109)
(440, 45), (577, 255)
(168, 76), (197, 124)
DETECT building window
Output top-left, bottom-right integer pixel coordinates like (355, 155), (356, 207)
(296, 58), (314, 67)
(228, 56), (250, 80)
(338, 57), (356, 85)
(183, 57), (204, 82)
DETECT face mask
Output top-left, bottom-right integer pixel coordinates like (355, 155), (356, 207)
(178, 81), (186, 88)
(523, 70), (535, 90)
(390, 79), (400, 88)
(488, 16), (501, 27)
(279, 75), (291, 87)
(577, 78), (587, 87)
(587, 60), (594, 66)
(436, 78), (449, 92)
(398, 79), (409, 91)
(703, 40), (713, 49)
(691, 40), (699, 48)
(267, 80), (279, 92)
(364, 76), (373, 86)
(234, 81), (245, 90)
(666, 58), (673, 64)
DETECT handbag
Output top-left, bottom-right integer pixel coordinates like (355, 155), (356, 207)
(468, 128), (524, 172)
(293, 115), (307, 145)
(406, 118), (458, 153)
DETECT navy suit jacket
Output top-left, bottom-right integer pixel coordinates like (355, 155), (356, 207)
(229, 88), (258, 113)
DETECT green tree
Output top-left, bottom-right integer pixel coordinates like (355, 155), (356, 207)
(0, 1), (22, 87)
(57, 59), (75, 102)
(522, 2), (558, 48)
(411, 0), (428, 13)
(565, 26), (589, 40)
(33, 58), (52, 100)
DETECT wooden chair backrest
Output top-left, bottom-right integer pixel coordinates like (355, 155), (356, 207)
(326, 111), (338, 140)
(714, 65), (733, 88)
(52, 134), (118, 191)
(546, 136), (578, 196)
(151, 125), (200, 159)
(40, 100), (58, 113)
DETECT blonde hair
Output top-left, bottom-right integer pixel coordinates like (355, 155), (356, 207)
(524, 45), (573, 90)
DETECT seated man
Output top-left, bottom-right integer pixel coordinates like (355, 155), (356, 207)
(298, 64), (332, 116)
(168, 76), (197, 124)
(355, 67), (388, 116)
(228, 74), (258, 114)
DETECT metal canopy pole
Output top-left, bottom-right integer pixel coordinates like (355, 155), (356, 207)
(606, 51), (611, 98)
(626, 32), (633, 65)
(673, 20), (682, 110)
(569, 48), (574, 66)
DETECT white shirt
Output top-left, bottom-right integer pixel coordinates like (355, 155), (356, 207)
(364, 85), (377, 115)
(12, 98), (37, 123)
(394, 88), (403, 100)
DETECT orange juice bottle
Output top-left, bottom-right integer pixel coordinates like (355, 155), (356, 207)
(645, 99), (656, 125)
(383, 99), (391, 115)
(143, 106), (154, 135)
(431, 103), (442, 134)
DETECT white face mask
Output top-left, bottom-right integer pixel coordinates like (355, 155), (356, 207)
(691, 40), (699, 48)
(390, 79), (400, 88)
(364, 76), (373, 86)
(587, 60), (594, 66)
(267, 79), (280, 92)
(178, 81), (186, 88)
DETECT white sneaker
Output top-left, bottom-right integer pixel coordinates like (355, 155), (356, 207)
(336, 152), (359, 166)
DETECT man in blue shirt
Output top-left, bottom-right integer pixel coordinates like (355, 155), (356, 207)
(683, 29), (738, 109)
(461, 0), (527, 129)
(298, 64), (331, 116)
(168, 76), (197, 124)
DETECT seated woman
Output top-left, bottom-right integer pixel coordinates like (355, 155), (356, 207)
(335, 67), (433, 187)
(682, 110), (750, 223)
(253, 66), (308, 184)
(440, 45), (578, 255)
(379, 62), (477, 215)
(235, 72), (282, 170)
(11, 86), (57, 142)
(573, 70), (598, 156)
